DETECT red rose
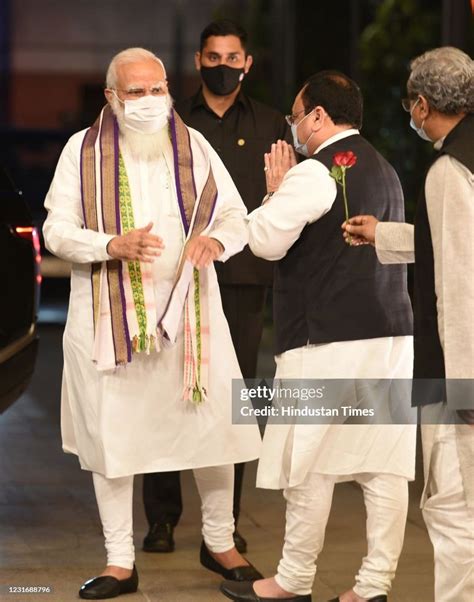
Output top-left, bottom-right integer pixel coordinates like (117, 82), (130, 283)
(333, 151), (357, 168)
(329, 150), (358, 245)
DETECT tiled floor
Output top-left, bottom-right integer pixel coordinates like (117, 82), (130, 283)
(0, 324), (434, 602)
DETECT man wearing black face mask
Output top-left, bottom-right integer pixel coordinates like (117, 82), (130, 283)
(142, 19), (290, 557)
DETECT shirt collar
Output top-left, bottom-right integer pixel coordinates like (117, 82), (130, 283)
(189, 87), (248, 114)
(433, 136), (446, 151)
(313, 128), (360, 155)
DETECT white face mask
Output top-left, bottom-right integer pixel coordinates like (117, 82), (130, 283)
(291, 109), (315, 157)
(115, 93), (171, 134)
(410, 116), (431, 141)
(409, 98), (431, 142)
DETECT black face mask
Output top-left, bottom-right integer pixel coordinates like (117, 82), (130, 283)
(200, 65), (245, 96)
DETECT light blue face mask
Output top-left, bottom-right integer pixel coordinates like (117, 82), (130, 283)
(291, 110), (315, 157)
(409, 98), (431, 141)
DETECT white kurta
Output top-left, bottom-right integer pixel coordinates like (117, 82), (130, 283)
(256, 337), (415, 490)
(44, 125), (261, 478)
(374, 148), (474, 508)
(247, 130), (416, 490)
(375, 152), (474, 385)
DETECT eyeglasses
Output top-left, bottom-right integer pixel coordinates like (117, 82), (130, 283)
(401, 97), (418, 112)
(112, 81), (168, 99)
(285, 108), (306, 126)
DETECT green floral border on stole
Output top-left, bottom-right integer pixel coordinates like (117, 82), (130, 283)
(118, 155), (149, 352)
(193, 267), (202, 402)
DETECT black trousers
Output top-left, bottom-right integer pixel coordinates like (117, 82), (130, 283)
(143, 284), (267, 527)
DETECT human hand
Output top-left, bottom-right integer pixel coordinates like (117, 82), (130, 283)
(106, 222), (165, 262)
(264, 139), (297, 193)
(341, 215), (379, 246)
(185, 235), (224, 269)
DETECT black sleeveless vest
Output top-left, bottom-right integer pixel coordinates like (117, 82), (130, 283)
(273, 134), (413, 355)
(413, 114), (474, 406)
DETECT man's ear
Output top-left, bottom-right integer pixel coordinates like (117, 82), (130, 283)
(311, 106), (325, 131)
(104, 89), (113, 104)
(418, 95), (430, 118)
(194, 52), (201, 72)
(244, 54), (253, 74)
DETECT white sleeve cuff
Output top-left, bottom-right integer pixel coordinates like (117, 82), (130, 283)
(93, 233), (116, 262)
(375, 222), (415, 264)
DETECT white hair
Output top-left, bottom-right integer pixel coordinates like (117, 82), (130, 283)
(106, 47), (167, 89)
(407, 47), (474, 115)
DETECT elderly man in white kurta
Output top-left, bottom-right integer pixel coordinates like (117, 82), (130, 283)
(344, 47), (474, 602)
(221, 71), (416, 602)
(43, 48), (262, 600)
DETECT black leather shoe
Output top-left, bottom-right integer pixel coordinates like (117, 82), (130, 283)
(200, 541), (263, 581)
(220, 580), (312, 601)
(233, 529), (248, 554)
(142, 523), (175, 553)
(329, 595), (387, 602)
(79, 565), (138, 599)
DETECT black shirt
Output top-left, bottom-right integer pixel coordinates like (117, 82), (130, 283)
(175, 88), (290, 286)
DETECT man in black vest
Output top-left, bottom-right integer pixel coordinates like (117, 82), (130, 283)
(142, 20), (289, 556)
(343, 47), (474, 602)
(222, 71), (414, 602)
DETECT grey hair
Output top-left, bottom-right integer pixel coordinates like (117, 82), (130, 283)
(407, 47), (474, 115)
(106, 47), (167, 88)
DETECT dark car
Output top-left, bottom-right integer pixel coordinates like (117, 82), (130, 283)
(0, 167), (40, 413)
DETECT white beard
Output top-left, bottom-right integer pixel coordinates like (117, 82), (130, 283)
(109, 95), (173, 162)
